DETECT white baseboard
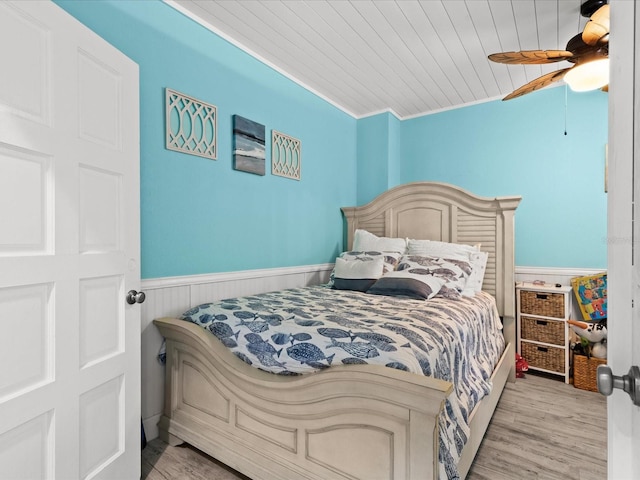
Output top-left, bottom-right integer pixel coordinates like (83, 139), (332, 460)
(143, 413), (162, 443)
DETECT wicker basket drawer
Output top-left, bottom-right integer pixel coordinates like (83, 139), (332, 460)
(520, 316), (565, 346)
(519, 290), (565, 318)
(573, 354), (607, 392)
(521, 341), (565, 374)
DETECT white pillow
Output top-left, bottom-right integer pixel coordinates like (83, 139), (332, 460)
(327, 251), (401, 287)
(353, 229), (407, 253)
(333, 256), (384, 292)
(400, 255), (472, 299)
(461, 251), (489, 297)
(407, 239), (479, 258)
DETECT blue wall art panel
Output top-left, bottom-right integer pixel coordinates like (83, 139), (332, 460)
(233, 115), (265, 176)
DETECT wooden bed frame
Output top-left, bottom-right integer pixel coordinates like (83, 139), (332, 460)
(154, 182), (521, 479)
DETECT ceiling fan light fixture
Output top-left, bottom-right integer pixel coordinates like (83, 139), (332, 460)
(564, 58), (610, 92)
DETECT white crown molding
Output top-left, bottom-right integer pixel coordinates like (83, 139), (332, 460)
(163, 1), (566, 122)
(163, 0), (358, 119)
(401, 84), (569, 120)
(142, 263), (334, 290)
(357, 108), (402, 121)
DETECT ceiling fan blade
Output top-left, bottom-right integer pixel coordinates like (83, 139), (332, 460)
(582, 4), (610, 46)
(488, 50), (574, 65)
(502, 68), (571, 101)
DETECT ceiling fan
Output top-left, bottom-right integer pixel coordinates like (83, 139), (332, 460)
(488, 0), (610, 101)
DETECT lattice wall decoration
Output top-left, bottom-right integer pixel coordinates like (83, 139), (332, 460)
(165, 88), (217, 159)
(271, 130), (301, 180)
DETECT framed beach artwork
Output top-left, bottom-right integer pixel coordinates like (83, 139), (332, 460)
(233, 115), (265, 176)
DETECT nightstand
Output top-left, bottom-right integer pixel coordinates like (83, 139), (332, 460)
(516, 282), (572, 383)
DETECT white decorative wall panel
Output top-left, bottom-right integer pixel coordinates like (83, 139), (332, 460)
(0, 2), (49, 124)
(79, 165), (121, 253)
(0, 411), (53, 480)
(0, 283), (52, 402)
(79, 276), (123, 368)
(165, 88), (217, 159)
(271, 130), (301, 180)
(78, 49), (122, 149)
(0, 144), (51, 255)
(79, 376), (123, 479)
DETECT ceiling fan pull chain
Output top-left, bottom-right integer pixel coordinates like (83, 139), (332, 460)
(564, 84), (568, 136)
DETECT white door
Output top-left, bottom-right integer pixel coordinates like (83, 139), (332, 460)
(607, 1), (640, 478)
(0, 1), (141, 479)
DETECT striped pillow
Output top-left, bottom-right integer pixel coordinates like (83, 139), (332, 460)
(332, 256), (384, 292)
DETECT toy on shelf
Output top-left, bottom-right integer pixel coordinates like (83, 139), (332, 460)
(571, 273), (607, 321)
(568, 318), (607, 358)
(515, 352), (529, 378)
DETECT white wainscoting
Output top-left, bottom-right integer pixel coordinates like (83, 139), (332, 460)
(514, 266), (605, 320)
(141, 263), (605, 441)
(140, 264), (334, 441)
(514, 266), (604, 287)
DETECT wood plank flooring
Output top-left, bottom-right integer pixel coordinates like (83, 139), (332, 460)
(142, 373), (606, 480)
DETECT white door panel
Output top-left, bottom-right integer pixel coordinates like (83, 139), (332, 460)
(608, 1), (640, 478)
(0, 1), (140, 479)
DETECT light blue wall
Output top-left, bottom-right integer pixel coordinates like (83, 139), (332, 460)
(356, 114), (390, 204)
(356, 112), (402, 205)
(365, 87), (608, 269)
(57, 0), (607, 273)
(56, 0), (357, 279)
(387, 113), (402, 190)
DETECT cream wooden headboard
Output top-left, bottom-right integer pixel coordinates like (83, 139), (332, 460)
(341, 182), (521, 349)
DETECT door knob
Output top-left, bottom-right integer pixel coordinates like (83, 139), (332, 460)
(126, 290), (146, 305)
(597, 364), (640, 406)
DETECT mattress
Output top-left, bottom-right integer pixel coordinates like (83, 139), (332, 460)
(178, 285), (505, 479)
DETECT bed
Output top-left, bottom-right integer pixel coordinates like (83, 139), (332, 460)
(154, 181), (521, 479)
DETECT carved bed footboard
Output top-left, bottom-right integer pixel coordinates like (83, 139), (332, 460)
(155, 317), (453, 480)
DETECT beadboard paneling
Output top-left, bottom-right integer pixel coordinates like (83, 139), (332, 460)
(515, 266), (605, 323)
(515, 266), (604, 287)
(140, 264), (333, 440)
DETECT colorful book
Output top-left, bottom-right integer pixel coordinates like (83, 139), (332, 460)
(571, 273), (607, 321)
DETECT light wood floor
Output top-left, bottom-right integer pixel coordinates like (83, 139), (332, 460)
(142, 373), (606, 480)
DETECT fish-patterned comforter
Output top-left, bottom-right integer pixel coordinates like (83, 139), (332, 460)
(180, 285), (505, 480)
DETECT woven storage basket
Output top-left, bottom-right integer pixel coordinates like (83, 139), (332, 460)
(521, 342), (565, 374)
(574, 354), (607, 392)
(520, 316), (564, 346)
(520, 290), (565, 318)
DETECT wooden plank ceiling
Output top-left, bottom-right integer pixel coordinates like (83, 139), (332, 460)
(167, 0), (589, 119)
